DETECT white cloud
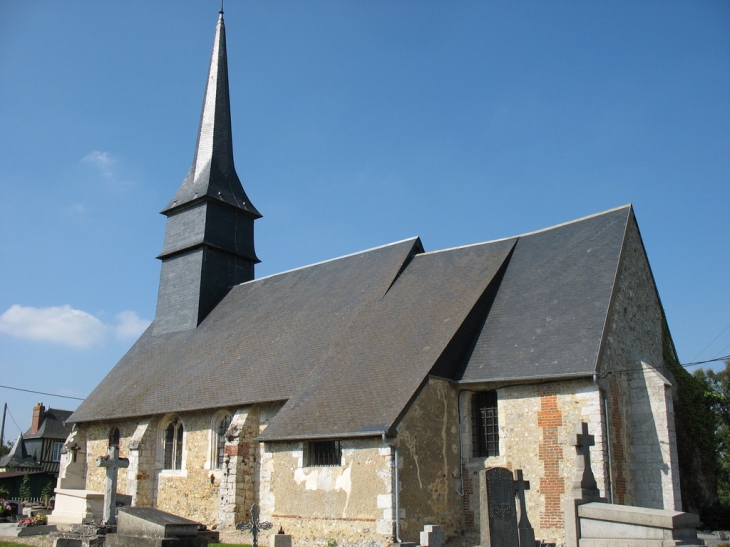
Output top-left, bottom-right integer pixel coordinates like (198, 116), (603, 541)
(82, 151), (116, 178)
(0, 305), (107, 348)
(0, 305), (151, 349)
(114, 311), (151, 340)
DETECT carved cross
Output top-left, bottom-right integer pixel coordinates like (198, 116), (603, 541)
(97, 445), (129, 525)
(574, 422), (597, 491)
(236, 503), (273, 547)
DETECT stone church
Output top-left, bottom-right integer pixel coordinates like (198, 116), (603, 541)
(52, 11), (683, 546)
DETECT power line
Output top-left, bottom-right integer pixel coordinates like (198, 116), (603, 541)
(681, 355), (730, 367)
(693, 322), (730, 360)
(6, 406), (21, 435)
(0, 384), (85, 401)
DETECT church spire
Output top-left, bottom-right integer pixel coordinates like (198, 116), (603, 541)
(154, 12), (261, 335)
(163, 12), (260, 218)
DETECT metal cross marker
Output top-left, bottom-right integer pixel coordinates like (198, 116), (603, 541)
(236, 503), (273, 547)
(575, 422), (597, 491)
(97, 445), (129, 525)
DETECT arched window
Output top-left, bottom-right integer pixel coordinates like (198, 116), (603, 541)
(109, 427), (120, 448)
(216, 414), (232, 468)
(163, 418), (184, 470)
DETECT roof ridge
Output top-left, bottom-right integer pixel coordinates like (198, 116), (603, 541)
(421, 204), (633, 256)
(234, 237), (421, 287)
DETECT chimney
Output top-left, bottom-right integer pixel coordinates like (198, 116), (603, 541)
(31, 403), (45, 434)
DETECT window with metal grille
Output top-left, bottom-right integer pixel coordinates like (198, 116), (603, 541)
(216, 414), (232, 468)
(472, 391), (499, 458)
(164, 418), (184, 470)
(307, 440), (342, 467)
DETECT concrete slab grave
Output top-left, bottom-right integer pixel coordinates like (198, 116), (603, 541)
(480, 467), (519, 547)
(105, 507), (209, 547)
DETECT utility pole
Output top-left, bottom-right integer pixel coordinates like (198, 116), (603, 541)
(0, 403), (6, 456)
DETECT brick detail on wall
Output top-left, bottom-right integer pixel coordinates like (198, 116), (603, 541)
(537, 393), (564, 529)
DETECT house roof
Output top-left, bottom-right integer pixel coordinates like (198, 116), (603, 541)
(69, 205), (632, 440)
(24, 408), (73, 440)
(0, 434), (41, 470)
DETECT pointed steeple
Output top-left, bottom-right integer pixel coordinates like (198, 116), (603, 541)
(154, 12), (261, 335)
(163, 12), (260, 218)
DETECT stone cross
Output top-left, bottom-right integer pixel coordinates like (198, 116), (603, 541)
(574, 422), (598, 492)
(513, 469), (535, 547)
(97, 445), (129, 525)
(236, 503), (273, 547)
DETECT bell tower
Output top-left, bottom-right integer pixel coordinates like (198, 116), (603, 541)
(154, 11), (261, 335)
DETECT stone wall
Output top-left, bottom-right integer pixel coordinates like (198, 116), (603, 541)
(395, 378), (462, 542)
(259, 436), (392, 547)
(459, 379), (606, 545)
(596, 215), (681, 511)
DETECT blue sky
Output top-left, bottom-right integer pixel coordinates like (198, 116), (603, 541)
(0, 1), (728, 436)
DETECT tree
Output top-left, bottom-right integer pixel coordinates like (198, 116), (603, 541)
(0, 439), (11, 458)
(695, 361), (730, 507)
(18, 474), (32, 500)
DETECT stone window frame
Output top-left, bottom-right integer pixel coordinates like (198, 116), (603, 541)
(208, 410), (233, 470)
(158, 414), (186, 476)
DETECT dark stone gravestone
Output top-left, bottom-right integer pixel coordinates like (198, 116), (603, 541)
(105, 507), (213, 547)
(479, 467), (518, 547)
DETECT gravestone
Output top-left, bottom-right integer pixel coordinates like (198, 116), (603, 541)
(97, 445), (129, 526)
(564, 422), (607, 547)
(420, 524), (445, 547)
(479, 467), (518, 547)
(513, 469), (536, 547)
(105, 507), (209, 547)
(572, 422), (599, 498)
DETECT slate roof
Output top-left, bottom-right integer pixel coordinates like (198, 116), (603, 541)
(459, 205), (631, 383)
(70, 205), (633, 441)
(163, 13), (260, 219)
(0, 434), (41, 470)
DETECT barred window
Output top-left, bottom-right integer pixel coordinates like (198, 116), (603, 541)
(164, 418), (184, 470)
(472, 391), (499, 458)
(216, 414), (232, 469)
(307, 440), (342, 467)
